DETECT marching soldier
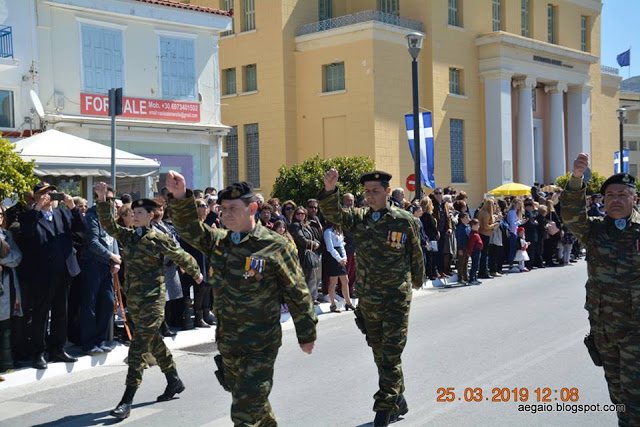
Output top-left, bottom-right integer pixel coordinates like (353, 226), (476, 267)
(165, 171), (317, 426)
(94, 183), (203, 420)
(562, 152), (640, 426)
(320, 169), (424, 427)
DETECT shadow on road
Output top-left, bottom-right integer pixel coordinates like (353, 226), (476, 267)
(31, 401), (157, 426)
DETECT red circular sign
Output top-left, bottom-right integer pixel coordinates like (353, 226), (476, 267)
(406, 174), (416, 192)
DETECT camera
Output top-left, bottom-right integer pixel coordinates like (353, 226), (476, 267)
(49, 192), (66, 201)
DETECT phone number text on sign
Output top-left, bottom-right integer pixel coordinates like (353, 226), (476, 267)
(436, 387), (581, 403)
(80, 93), (200, 123)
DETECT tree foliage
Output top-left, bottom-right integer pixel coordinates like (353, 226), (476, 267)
(0, 135), (38, 202)
(554, 170), (608, 195)
(271, 155), (376, 205)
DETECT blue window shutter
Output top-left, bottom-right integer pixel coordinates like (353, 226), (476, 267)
(160, 37), (196, 100)
(82, 25), (123, 94)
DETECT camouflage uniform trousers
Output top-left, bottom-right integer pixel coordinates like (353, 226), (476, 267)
(360, 295), (411, 412)
(590, 289), (640, 426)
(125, 293), (176, 387)
(222, 350), (278, 427)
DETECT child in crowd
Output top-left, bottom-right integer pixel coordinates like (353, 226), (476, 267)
(455, 212), (471, 285)
(467, 219), (483, 285)
(559, 226), (577, 266)
(514, 226), (530, 272)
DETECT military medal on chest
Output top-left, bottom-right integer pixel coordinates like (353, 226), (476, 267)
(386, 230), (407, 248)
(244, 256), (265, 280)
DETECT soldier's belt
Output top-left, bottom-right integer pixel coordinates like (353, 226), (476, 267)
(214, 354), (231, 392)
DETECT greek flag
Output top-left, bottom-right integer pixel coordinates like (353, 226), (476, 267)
(405, 111), (435, 189)
(614, 150), (629, 174)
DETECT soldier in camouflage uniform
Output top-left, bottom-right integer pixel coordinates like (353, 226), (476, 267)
(320, 169), (424, 427)
(562, 153), (640, 426)
(94, 183), (203, 421)
(165, 171), (317, 427)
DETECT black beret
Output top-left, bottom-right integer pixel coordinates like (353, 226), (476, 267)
(217, 181), (255, 204)
(524, 200), (534, 207)
(600, 173), (636, 195)
(360, 170), (392, 185)
(33, 181), (57, 194)
(132, 198), (158, 211)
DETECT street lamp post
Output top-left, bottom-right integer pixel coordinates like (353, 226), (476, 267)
(617, 107), (626, 173)
(406, 32), (424, 200)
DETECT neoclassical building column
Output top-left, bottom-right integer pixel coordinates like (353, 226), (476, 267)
(513, 77), (536, 185)
(567, 84), (592, 166)
(482, 70), (514, 190)
(545, 82), (568, 183)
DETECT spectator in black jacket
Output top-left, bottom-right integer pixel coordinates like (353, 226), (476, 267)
(523, 200), (538, 270)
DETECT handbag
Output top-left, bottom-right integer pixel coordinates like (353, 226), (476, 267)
(546, 221), (560, 236)
(303, 241), (320, 269)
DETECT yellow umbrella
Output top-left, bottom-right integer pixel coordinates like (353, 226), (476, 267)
(488, 182), (532, 196)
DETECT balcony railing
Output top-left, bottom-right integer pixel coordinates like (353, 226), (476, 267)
(0, 26), (13, 59)
(297, 10), (422, 37)
(601, 65), (619, 76)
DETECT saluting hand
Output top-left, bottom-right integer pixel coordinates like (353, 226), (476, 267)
(166, 170), (187, 199)
(300, 341), (315, 354)
(324, 168), (339, 192)
(94, 182), (109, 202)
(572, 153), (589, 179)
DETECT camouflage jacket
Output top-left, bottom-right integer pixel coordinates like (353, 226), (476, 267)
(318, 190), (425, 304)
(561, 177), (640, 324)
(96, 201), (201, 298)
(169, 192), (317, 355)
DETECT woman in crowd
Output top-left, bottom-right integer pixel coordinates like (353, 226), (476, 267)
(506, 198), (526, 272)
(258, 204), (274, 228)
(273, 219), (295, 246)
(477, 198), (500, 279)
(420, 196), (439, 280)
(543, 199), (562, 267)
(323, 222), (355, 313)
(488, 201), (505, 277)
(281, 200), (297, 225)
(534, 204), (548, 268)
(117, 204), (134, 228)
(73, 197), (89, 216)
(0, 203), (22, 372)
(289, 207), (321, 304)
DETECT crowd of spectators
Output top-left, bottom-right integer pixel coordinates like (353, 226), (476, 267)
(0, 179), (592, 375)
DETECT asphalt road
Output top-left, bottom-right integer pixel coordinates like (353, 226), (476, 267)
(0, 260), (621, 426)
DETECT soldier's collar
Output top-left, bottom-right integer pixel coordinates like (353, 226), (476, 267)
(226, 222), (264, 244)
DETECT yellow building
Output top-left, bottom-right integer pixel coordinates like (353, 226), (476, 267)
(620, 87), (640, 176)
(194, 0), (619, 206)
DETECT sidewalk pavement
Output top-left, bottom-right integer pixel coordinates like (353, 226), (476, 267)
(1, 286), (439, 390)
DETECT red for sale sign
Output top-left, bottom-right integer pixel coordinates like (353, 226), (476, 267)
(80, 93), (200, 122)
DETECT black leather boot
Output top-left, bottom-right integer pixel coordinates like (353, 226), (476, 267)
(0, 328), (13, 371)
(110, 386), (137, 420)
(373, 410), (391, 427)
(390, 393), (409, 421)
(195, 311), (210, 328)
(203, 310), (216, 325)
(157, 370), (185, 402)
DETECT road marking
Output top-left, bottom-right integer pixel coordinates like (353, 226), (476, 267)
(0, 401), (52, 422)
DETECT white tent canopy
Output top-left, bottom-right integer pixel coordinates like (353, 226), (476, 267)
(14, 129), (160, 178)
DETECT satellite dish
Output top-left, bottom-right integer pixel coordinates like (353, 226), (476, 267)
(30, 89), (45, 118)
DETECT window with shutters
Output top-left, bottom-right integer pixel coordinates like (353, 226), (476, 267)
(159, 37), (196, 100)
(81, 25), (124, 94)
(547, 4), (557, 44)
(245, 123), (260, 187)
(449, 68), (462, 95)
(521, 0), (530, 37)
(323, 62), (345, 93)
(319, 0), (332, 21)
(223, 68), (236, 95)
(378, 0), (399, 16)
(0, 89), (14, 128)
(221, 0), (234, 36)
(448, 0), (461, 27)
(492, 0), (503, 31)
(450, 119), (465, 183)
(224, 126), (239, 185)
(580, 15), (589, 52)
(243, 64), (257, 92)
(243, 0), (255, 31)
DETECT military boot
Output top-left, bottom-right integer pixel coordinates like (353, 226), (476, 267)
(390, 393), (409, 422)
(157, 369), (185, 401)
(0, 328), (13, 372)
(373, 411), (391, 427)
(110, 386), (137, 420)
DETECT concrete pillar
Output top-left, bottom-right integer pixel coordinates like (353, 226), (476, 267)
(513, 77), (536, 185)
(567, 84), (592, 167)
(482, 70), (514, 190)
(545, 82), (568, 183)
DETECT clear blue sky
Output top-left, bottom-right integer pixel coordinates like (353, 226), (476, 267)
(601, 0), (639, 79)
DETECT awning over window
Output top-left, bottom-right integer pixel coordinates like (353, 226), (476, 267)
(14, 129), (160, 178)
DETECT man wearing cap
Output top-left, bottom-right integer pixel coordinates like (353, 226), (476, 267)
(320, 168), (424, 427)
(20, 181), (84, 369)
(94, 182), (203, 420)
(562, 152), (640, 425)
(165, 171), (317, 426)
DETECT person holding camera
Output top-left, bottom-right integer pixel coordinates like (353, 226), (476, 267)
(19, 182), (84, 369)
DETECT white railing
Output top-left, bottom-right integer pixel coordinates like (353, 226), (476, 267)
(601, 65), (619, 75)
(297, 10), (422, 36)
